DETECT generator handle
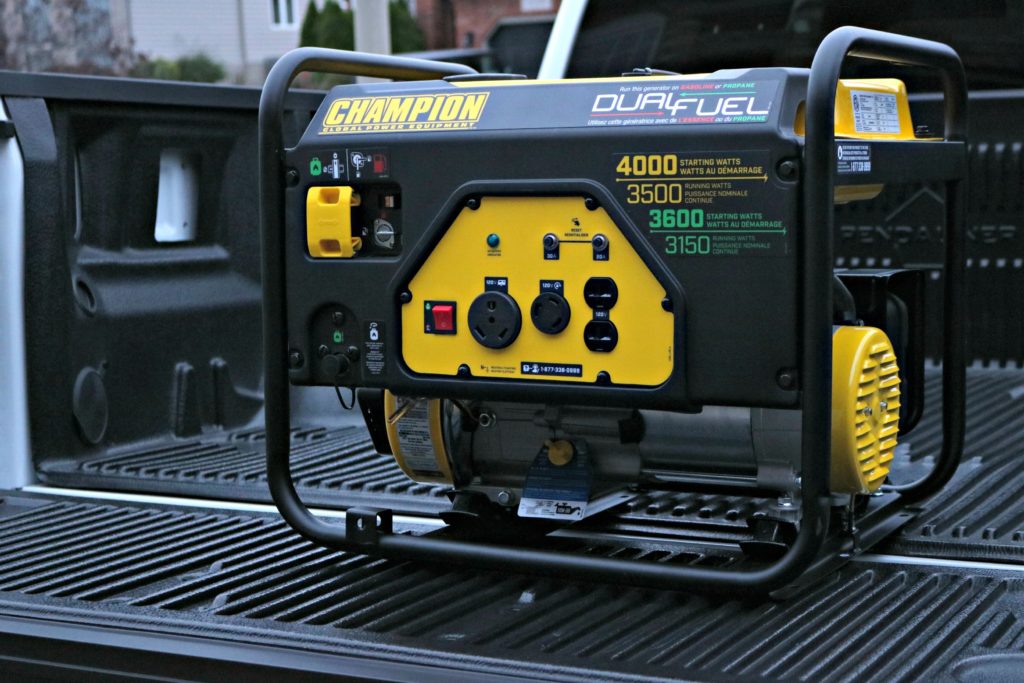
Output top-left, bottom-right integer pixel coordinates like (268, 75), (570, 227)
(804, 27), (967, 505)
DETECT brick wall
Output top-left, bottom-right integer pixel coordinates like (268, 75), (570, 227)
(415, 0), (559, 49)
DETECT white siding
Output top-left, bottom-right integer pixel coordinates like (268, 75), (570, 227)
(128, 0), (315, 83)
(240, 0), (306, 79)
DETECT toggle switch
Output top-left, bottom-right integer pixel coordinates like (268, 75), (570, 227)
(424, 301), (457, 335)
(432, 304), (454, 332)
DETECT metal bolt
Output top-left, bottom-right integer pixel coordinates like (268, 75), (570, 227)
(285, 168), (300, 186)
(879, 401), (888, 412)
(399, 291), (412, 304)
(317, 344), (330, 358)
(584, 197), (598, 211)
(776, 159), (798, 181)
(478, 411), (495, 428)
(288, 350), (304, 369)
(776, 369), (798, 390)
(661, 297), (672, 312)
(467, 197), (480, 210)
(497, 490), (514, 506)
(863, 406), (873, 416)
(457, 363), (471, 377)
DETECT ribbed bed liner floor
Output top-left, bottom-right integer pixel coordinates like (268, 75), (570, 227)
(0, 493), (1023, 682)
(38, 424), (450, 515)
(36, 367), (1024, 561)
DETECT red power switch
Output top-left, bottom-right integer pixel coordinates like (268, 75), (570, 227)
(431, 304), (455, 332)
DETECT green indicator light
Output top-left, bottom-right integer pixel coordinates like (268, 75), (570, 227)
(487, 233), (500, 248)
(309, 157), (322, 176)
(332, 330), (343, 344)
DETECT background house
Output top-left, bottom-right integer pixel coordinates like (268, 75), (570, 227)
(0, 0), (558, 84)
(414, 0), (559, 50)
(121, 0), (314, 83)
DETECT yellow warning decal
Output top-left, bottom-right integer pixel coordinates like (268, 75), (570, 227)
(319, 92), (490, 135)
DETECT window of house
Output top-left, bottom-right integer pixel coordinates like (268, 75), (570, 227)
(271, 0), (296, 28)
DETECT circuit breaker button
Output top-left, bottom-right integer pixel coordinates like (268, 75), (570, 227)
(432, 304), (455, 332)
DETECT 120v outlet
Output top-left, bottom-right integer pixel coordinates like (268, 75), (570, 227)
(584, 277), (618, 310)
(530, 292), (571, 334)
(468, 291), (522, 349)
(584, 320), (618, 352)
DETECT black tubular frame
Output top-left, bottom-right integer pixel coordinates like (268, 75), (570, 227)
(805, 27), (967, 505)
(260, 30), (967, 594)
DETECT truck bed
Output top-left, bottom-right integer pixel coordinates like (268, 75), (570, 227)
(2, 487), (1023, 682)
(2, 365), (1021, 680)
(36, 366), (1024, 564)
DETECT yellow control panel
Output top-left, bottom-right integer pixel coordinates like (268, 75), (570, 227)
(401, 196), (675, 385)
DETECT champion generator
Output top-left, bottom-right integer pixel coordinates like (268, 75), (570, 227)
(259, 27), (967, 594)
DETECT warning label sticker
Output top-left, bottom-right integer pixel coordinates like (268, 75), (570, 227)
(363, 321), (385, 375)
(394, 401), (441, 475)
(850, 90), (901, 134)
(613, 150), (790, 257)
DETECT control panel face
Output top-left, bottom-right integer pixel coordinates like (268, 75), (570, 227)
(401, 196), (674, 386)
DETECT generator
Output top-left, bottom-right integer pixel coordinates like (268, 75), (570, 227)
(260, 27), (967, 594)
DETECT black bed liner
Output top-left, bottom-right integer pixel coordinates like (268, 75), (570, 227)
(38, 423), (449, 515)
(38, 366), (1024, 563)
(0, 492), (1022, 682)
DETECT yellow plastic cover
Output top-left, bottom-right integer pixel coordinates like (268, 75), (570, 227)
(834, 78), (915, 140)
(306, 185), (362, 258)
(831, 325), (901, 494)
(793, 78), (917, 140)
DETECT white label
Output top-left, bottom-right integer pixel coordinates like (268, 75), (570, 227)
(836, 143), (872, 174)
(850, 90), (901, 134)
(518, 497), (587, 521)
(395, 401), (441, 475)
